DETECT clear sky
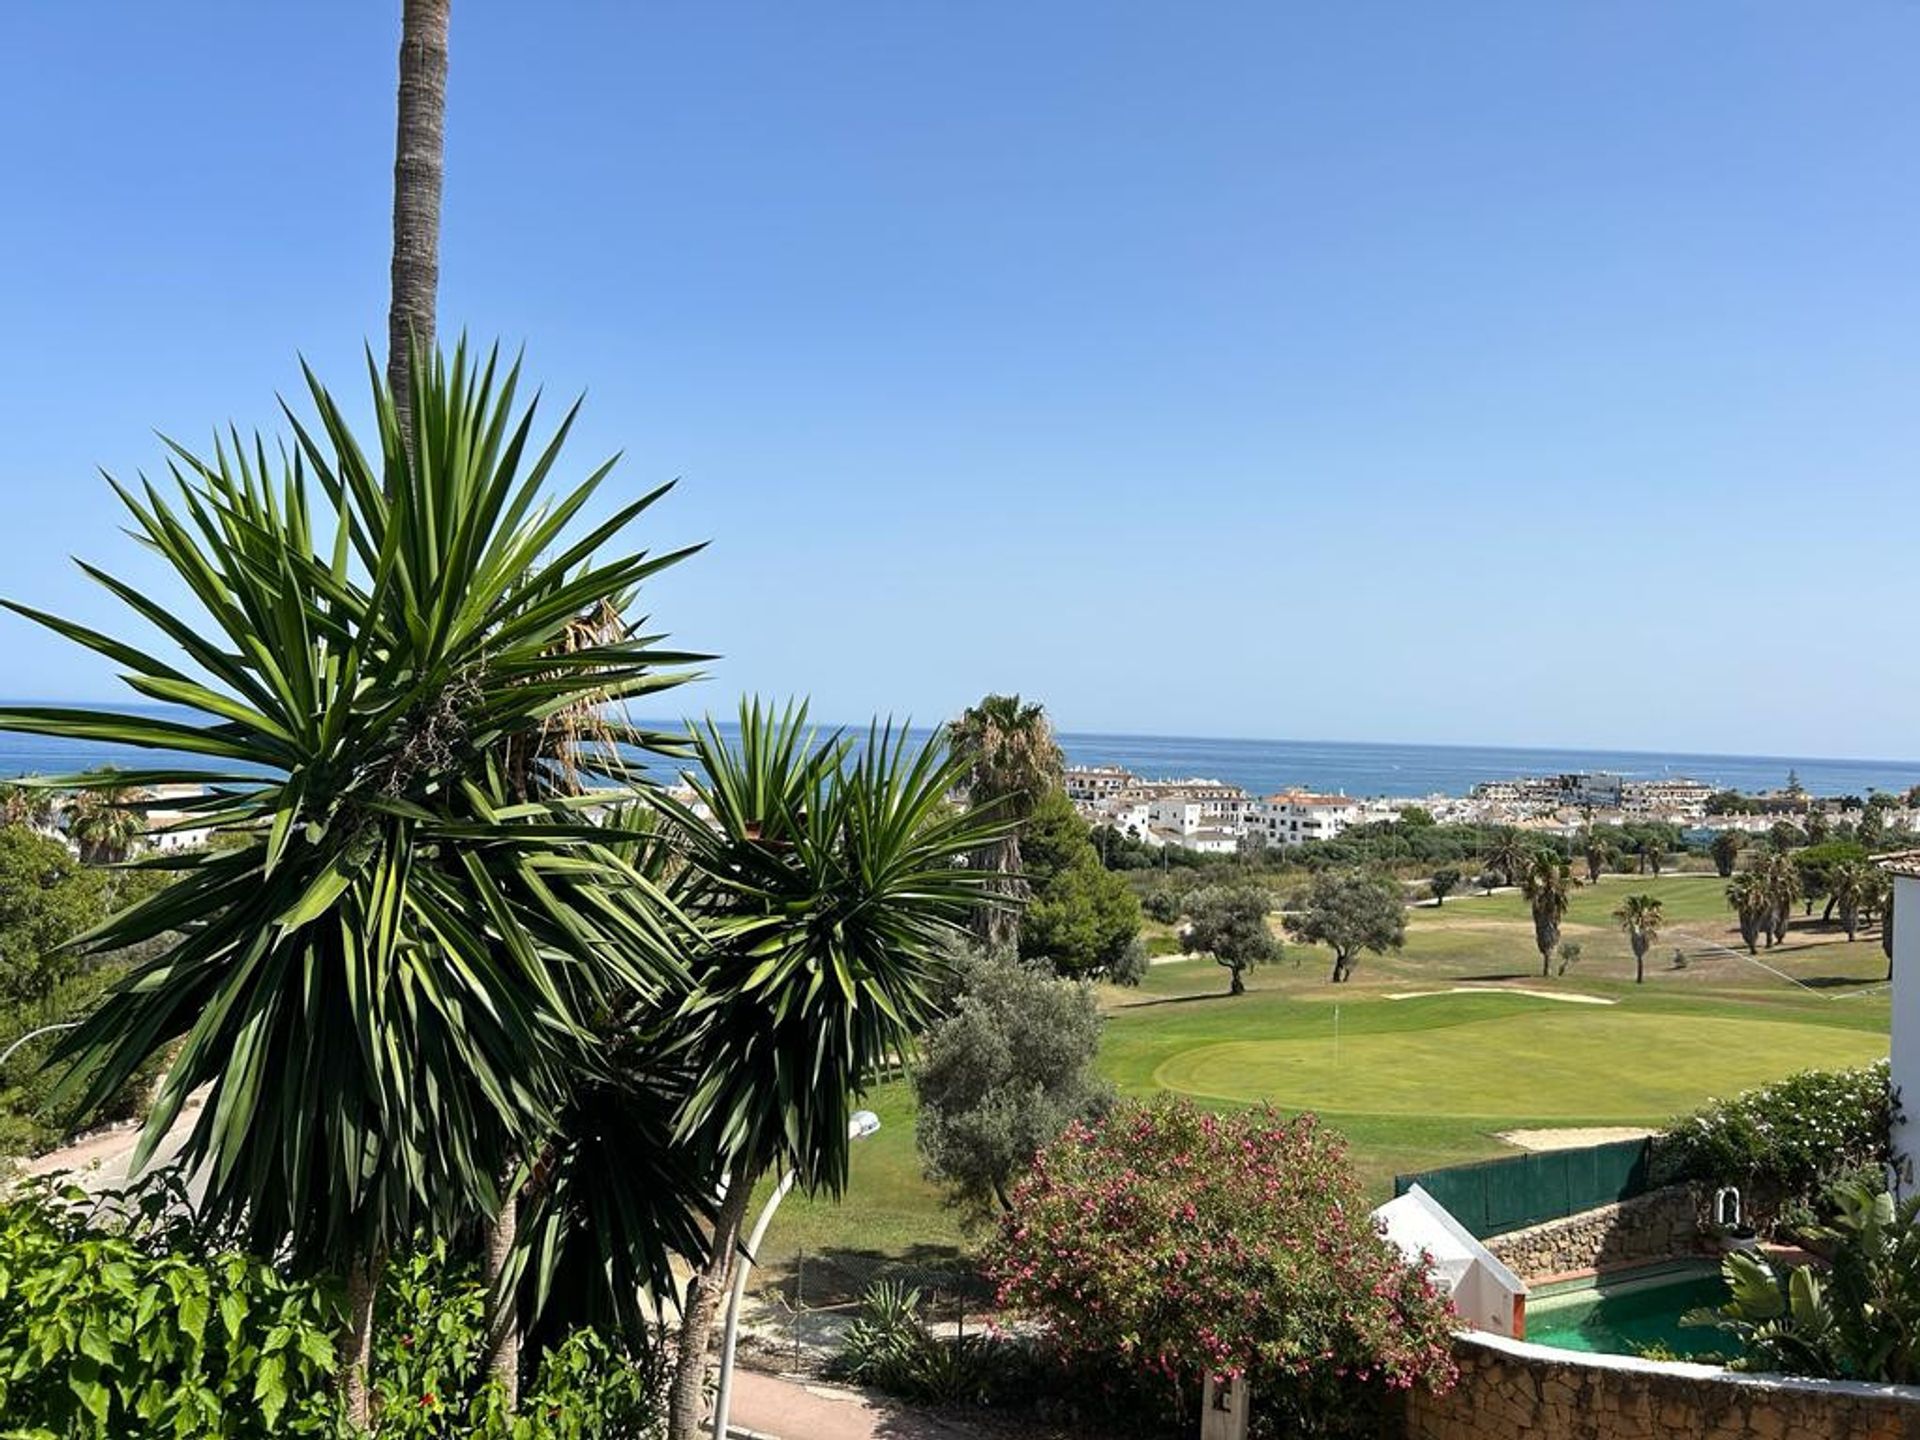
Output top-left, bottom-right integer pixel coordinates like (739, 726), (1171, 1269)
(3, 3), (1916, 757)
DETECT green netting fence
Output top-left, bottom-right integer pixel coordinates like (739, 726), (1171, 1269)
(1392, 1138), (1654, 1239)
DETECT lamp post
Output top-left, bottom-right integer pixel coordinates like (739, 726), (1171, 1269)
(710, 1109), (881, 1440)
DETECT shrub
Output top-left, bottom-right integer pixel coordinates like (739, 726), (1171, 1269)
(914, 949), (1112, 1218)
(830, 1280), (1004, 1407)
(1108, 936), (1151, 987)
(368, 1243), (668, 1439)
(1655, 1060), (1894, 1224)
(1141, 887), (1181, 925)
(0, 1172), (343, 1437)
(1685, 1179), (1920, 1382)
(0, 1174), (667, 1438)
(988, 1101), (1456, 1435)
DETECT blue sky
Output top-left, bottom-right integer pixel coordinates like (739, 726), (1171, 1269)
(3, 3), (1917, 757)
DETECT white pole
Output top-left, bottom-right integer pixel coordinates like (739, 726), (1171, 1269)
(711, 1110), (879, 1440)
(710, 1168), (796, 1440)
(0, 1021), (79, 1069)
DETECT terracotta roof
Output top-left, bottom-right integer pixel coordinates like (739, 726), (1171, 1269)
(1878, 850), (1920, 877)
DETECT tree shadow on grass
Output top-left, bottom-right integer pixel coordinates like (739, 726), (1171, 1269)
(1452, 971), (1536, 983)
(764, 1242), (978, 1310)
(1111, 989), (1239, 1010)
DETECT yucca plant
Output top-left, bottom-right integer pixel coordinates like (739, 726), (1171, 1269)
(0, 344), (703, 1422)
(646, 701), (1006, 1440)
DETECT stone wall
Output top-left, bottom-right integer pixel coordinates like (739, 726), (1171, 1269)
(1407, 1332), (1920, 1440)
(1486, 1185), (1702, 1281)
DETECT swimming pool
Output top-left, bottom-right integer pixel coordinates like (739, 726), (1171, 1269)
(1525, 1262), (1728, 1359)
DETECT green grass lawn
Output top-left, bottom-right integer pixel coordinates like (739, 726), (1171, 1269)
(751, 872), (1892, 1291)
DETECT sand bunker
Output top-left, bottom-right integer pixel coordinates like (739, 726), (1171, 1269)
(1383, 986), (1615, 1006)
(1497, 1126), (1659, 1152)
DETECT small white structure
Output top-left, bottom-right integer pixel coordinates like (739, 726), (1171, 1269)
(1884, 855), (1920, 1189)
(1373, 1184), (1528, 1338)
(1199, 1373), (1250, 1440)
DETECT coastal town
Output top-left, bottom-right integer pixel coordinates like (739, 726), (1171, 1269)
(1066, 763), (1920, 854)
(4, 6), (1916, 1440)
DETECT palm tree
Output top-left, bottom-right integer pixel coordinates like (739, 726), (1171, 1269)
(388, 0), (451, 441)
(64, 769), (148, 863)
(1830, 860), (1872, 943)
(1521, 849), (1575, 978)
(1485, 828), (1530, 889)
(1638, 837), (1666, 876)
(0, 348), (703, 1426)
(647, 704), (1002, 1440)
(1613, 894), (1664, 984)
(1727, 871), (1769, 955)
(0, 776), (59, 833)
(948, 694), (1063, 949)
(1760, 849), (1801, 946)
(1581, 829), (1609, 884)
(1710, 830), (1741, 879)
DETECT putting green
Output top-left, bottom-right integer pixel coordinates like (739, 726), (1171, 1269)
(1151, 1007), (1887, 1121)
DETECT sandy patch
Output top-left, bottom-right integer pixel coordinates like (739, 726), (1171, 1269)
(1383, 986), (1615, 1006)
(1497, 1126), (1658, 1152)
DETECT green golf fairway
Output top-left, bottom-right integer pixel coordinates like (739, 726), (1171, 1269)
(1152, 1007), (1887, 1120)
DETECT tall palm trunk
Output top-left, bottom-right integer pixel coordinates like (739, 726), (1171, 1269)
(388, 0), (450, 444)
(667, 1177), (757, 1440)
(482, 1189), (519, 1408)
(970, 833), (1026, 951)
(338, 1249), (383, 1430)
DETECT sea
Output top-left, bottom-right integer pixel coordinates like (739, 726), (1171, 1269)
(2, 703), (1918, 800)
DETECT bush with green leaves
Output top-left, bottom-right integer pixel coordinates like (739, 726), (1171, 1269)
(913, 948), (1112, 1218)
(1684, 1179), (1920, 1382)
(1107, 935), (1150, 987)
(370, 1244), (666, 1439)
(1141, 887), (1180, 925)
(0, 1172), (343, 1437)
(832, 1280), (1044, 1411)
(0, 1173), (668, 1439)
(1655, 1060), (1894, 1225)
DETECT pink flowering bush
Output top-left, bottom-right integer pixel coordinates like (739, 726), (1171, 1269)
(988, 1100), (1456, 1433)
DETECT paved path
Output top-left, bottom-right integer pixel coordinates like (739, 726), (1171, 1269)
(728, 1369), (983, 1440)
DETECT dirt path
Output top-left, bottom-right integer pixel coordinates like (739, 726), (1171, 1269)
(728, 1369), (988, 1440)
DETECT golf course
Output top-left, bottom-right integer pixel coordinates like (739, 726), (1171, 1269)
(757, 872), (1891, 1287)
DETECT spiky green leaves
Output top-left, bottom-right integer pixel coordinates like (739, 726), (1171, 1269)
(0, 344), (701, 1271)
(663, 701), (1008, 1197)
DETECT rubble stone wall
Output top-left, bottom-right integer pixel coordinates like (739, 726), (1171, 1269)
(1406, 1332), (1920, 1440)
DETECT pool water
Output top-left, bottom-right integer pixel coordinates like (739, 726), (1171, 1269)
(1526, 1263), (1729, 1359)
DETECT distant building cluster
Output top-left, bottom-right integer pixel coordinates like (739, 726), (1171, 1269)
(1066, 765), (1399, 854)
(1060, 763), (1839, 856)
(1467, 771), (1715, 822)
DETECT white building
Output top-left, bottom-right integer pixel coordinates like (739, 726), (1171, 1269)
(142, 784), (215, 853)
(1622, 777), (1713, 820)
(1063, 765), (1136, 805)
(1245, 790), (1364, 848)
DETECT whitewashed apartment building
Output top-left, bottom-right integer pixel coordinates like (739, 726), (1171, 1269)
(1245, 790), (1366, 848)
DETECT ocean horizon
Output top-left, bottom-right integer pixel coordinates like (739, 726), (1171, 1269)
(1, 701), (1917, 800)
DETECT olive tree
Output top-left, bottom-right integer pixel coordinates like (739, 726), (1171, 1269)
(1182, 885), (1281, 995)
(1283, 869), (1406, 984)
(913, 947), (1112, 1215)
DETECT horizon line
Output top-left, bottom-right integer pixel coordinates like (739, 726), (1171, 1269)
(4, 697), (1919, 774)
